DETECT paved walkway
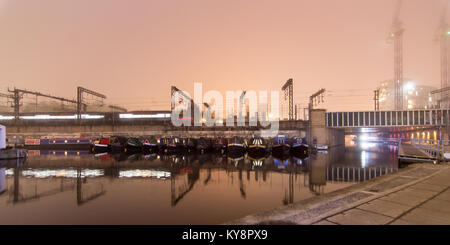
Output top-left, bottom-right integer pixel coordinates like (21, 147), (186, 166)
(227, 163), (450, 225)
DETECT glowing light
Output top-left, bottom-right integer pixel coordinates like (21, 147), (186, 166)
(252, 160), (263, 167)
(119, 113), (170, 119)
(360, 135), (369, 141)
(360, 142), (376, 150)
(0, 115), (14, 120)
(404, 82), (415, 91)
(19, 114), (104, 120)
(20, 169), (104, 178)
(361, 151), (368, 168)
(119, 170), (171, 179)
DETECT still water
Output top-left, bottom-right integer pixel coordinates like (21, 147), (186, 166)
(0, 143), (398, 224)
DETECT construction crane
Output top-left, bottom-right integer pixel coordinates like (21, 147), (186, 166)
(387, 0), (404, 110)
(436, 0), (450, 108)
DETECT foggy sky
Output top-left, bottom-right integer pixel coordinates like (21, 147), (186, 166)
(0, 0), (445, 111)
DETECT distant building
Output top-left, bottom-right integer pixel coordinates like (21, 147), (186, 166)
(378, 79), (438, 110)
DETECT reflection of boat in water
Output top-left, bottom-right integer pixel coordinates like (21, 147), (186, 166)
(126, 154), (144, 162)
(272, 135), (290, 157)
(185, 138), (197, 153)
(247, 136), (268, 158)
(249, 156), (266, 167)
(290, 137), (308, 156)
(228, 155), (245, 166)
(273, 157), (289, 169)
(315, 144), (328, 151)
(144, 153), (157, 161)
(197, 153), (213, 165)
(111, 153), (131, 162)
(227, 136), (246, 156)
(292, 155), (308, 165)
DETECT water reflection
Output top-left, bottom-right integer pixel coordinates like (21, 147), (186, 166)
(0, 143), (399, 224)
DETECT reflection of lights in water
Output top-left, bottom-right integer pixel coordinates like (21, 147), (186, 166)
(252, 160), (263, 167)
(360, 142), (376, 150)
(361, 151), (368, 168)
(292, 158), (303, 165)
(119, 170), (170, 179)
(359, 135), (369, 141)
(18, 169), (104, 178)
(273, 158), (289, 169)
(5, 169), (14, 176)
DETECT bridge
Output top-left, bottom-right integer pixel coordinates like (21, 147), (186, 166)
(325, 109), (449, 128)
(0, 111), (308, 139)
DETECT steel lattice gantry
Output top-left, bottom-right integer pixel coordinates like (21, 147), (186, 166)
(326, 109), (450, 128)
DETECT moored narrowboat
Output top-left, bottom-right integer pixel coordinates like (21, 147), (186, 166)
(272, 135), (290, 157)
(213, 137), (228, 154)
(141, 136), (158, 153)
(124, 137), (143, 153)
(247, 136), (268, 158)
(227, 136), (246, 157)
(185, 138), (197, 153)
(90, 137), (110, 153)
(110, 136), (128, 152)
(290, 137), (308, 156)
(158, 137), (177, 154)
(196, 137), (212, 153)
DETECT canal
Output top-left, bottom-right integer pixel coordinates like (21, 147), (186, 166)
(0, 142), (399, 224)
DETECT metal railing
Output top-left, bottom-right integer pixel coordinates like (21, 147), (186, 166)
(409, 138), (450, 161)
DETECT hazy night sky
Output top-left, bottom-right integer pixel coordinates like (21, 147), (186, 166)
(0, 0), (445, 111)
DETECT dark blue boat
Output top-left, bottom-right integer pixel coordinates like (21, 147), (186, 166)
(158, 137), (177, 154)
(272, 135), (290, 157)
(290, 137), (308, 156)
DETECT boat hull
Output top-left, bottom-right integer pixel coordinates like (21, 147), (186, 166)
(247, 145), (267, 158)
(272, 144), (291, 157)
(91, 144), (110, 153)
(143, 143), (158, 153)
(291, 144), (308, 156)
(228, 144), (245, 157)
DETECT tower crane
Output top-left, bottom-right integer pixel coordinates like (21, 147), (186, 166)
(436, 0), (450, 108)
(387, 0), (404, 110)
